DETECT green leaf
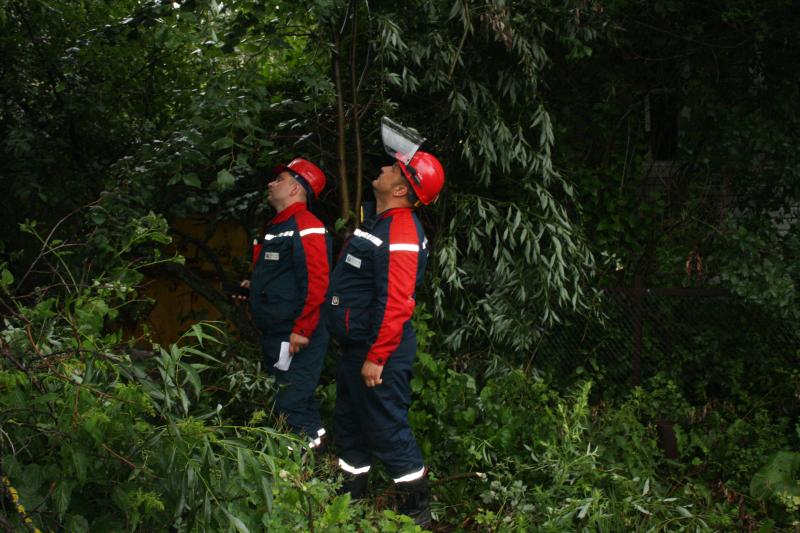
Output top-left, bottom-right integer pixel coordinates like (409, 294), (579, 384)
(261, 476), (273, 512)
(226, 509), (250, 533)
(64, 514), (90, 533)
(182, 173), (201, 188)
(213, 136), (234, 149)
(237, 447), (247, 478)
(54, 480), (75, 514)
(181, 362), (202, 398)
(322, 494), (352, 525)
(89, 209), (106, 225)
(216, 169), (235, 190)
(0, 267), (13, 289)
(71, 446), (89, 483)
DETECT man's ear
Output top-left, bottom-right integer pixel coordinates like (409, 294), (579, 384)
(289, 180), (302, 197)
(392, 183), (409, 198)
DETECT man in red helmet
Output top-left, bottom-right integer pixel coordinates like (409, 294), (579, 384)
(239, 158), (332, 451)
(326, 120), (444, 526)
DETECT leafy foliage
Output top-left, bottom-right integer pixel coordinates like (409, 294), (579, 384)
(0, 210), (421, 532)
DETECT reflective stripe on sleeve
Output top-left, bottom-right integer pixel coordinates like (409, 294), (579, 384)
(264, 230), (295, 240)
(339, 458), (371, 475)
(354, 228), (383, 246)
(299, 227), (326, 237)
(392, 466), (426, 483)
(389, 243), (419, 252)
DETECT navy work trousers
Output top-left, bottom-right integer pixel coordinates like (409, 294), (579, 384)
(334, 325), (424, 479)
(261, 325), (328, 439)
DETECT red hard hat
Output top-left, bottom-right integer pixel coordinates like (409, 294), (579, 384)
(397, 151), (445, 205)
(274, 158), (326, 199)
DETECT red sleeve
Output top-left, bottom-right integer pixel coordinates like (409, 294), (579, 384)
(367, 213), (419, 365)
(292, 213), (329, 337)
(251, 239), (263, 267)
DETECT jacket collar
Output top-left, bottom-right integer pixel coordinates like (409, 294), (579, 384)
(270, 201), (306, 225)
(361, 206), (412, 230)
(377, 207), (412, 220)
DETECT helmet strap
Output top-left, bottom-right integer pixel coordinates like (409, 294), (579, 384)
(399, 162), (422, 207)
(287, 170), (315, 205)
(406, 187), (420, 207)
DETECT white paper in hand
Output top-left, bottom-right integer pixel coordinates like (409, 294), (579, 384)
(273, 341), (292, 371)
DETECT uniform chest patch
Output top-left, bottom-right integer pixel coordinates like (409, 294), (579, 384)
(265, 252), (280, 261)
(345, 254), (362, 269)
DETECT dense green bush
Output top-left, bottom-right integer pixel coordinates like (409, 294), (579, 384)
(403, 309), (799, 531)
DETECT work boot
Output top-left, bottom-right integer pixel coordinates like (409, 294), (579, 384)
(338, 472), (369, 501)
(395, 476), (432, 527)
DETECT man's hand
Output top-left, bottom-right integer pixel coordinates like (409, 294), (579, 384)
(361, 360), (384, 388)
(232, 280), (250, 302)
(289, 332), (309, 354)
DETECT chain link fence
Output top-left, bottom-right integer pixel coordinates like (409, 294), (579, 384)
(535, 288), (800, 404)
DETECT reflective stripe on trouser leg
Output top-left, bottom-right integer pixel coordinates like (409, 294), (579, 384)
(309, 427), (326, 448)
(339, 458), (371, 475)
(393, 466), (426, 483)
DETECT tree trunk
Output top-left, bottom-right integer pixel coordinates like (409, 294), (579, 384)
(349, 1), (364, 213)
(332, 28), (351, 223)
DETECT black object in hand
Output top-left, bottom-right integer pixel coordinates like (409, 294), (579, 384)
(223, 281), (250, 298)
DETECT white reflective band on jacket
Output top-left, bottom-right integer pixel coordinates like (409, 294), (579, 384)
(354, 228), (383, 247)
(339, 458), (371, 475)
(299, 227), (326, 237)
(389, 243), (419, 252)
(264, 230), (295, 240)
(392, 466), (426, 483)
